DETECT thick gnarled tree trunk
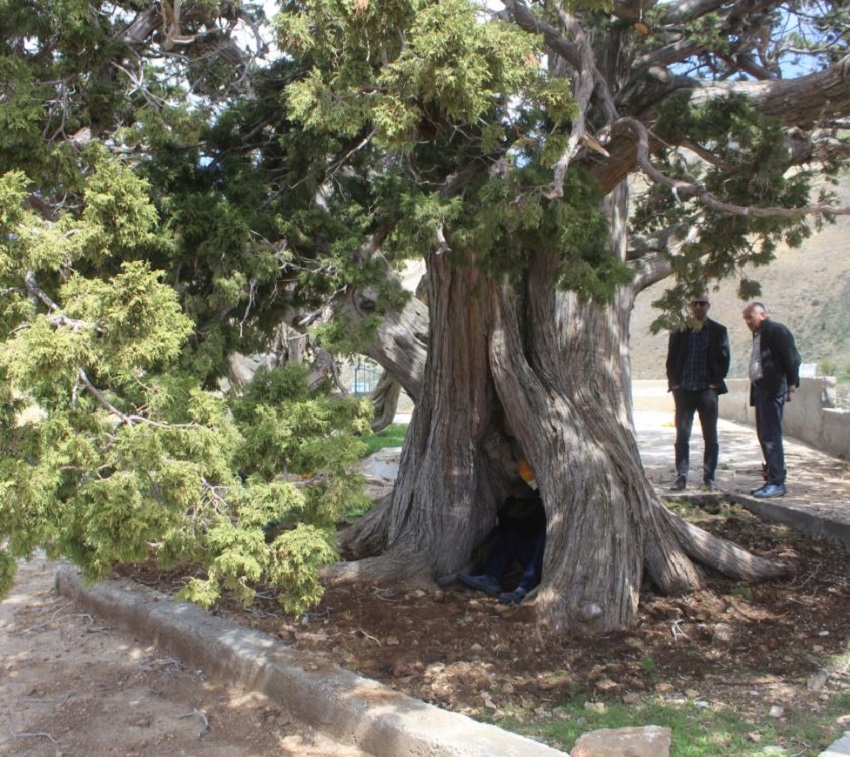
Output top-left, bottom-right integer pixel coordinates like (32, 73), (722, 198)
(335, 218), (795, 635)
(335, 252), (510, 583)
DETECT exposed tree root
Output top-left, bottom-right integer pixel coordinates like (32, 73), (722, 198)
(659, 504), (798, 582)
(333, 495), (797, 603)
(336, 494), (391, 560)
(320, 547), (432, 587)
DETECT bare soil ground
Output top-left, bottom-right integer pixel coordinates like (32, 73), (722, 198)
(170, 501), (849, 749)
(0, 558), (366, 756)
(3, 501), (849, 756)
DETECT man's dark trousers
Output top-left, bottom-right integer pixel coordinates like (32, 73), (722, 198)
(753, 384), (787, 485)
(484, 522), (545, 593)
(673, 387), (719, 483)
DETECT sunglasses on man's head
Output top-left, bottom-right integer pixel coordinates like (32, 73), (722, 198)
(691, 300), (709, 306)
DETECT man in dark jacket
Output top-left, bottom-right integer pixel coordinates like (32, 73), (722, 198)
(666, 292), (731, 491)
(743, 302), (801, 498)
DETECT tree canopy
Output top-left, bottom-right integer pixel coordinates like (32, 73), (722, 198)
(2, 0), (849, 620)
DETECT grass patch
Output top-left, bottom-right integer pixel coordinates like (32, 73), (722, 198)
(360, 423), (409, 457)
(495, 691), (850, 756)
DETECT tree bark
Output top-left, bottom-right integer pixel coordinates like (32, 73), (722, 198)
(368, 370), (401, 432)
(334, 252), (510, 585)
(336, 198), (796, 632)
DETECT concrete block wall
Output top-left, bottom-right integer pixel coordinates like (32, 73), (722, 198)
(630, 379), (850, 462)
(719, 377), (850, 461)
(630, 380), (673, 412)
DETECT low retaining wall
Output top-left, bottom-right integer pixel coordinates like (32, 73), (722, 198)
(720, 377), (850, 461)
(630, 378), (850, 461)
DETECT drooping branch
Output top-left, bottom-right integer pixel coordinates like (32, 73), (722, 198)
(629, 246), (674, 293)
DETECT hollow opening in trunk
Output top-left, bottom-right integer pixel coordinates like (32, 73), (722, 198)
(456, 486), (547, 605)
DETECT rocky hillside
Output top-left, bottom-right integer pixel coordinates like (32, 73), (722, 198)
(629, 192), (850, 381)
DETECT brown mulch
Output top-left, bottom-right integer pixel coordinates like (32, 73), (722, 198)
(117, 501), (850, 730)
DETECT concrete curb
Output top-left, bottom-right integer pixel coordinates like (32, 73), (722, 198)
(726, 492), (850, 551)
(54, 566), (567, 757)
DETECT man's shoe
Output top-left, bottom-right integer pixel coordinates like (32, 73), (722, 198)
(498, 587), (527, 605)
(458, 572), (502, 596)
(703, 479), (718, 491)
(752, 484), (787, 499)
(669, 475), (687, 492)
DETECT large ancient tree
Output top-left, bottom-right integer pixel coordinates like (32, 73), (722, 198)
(3, 0), (850, 631)
(290, 0), (850, 631)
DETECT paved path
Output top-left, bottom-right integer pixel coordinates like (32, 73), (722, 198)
(634, 410), (850, 551)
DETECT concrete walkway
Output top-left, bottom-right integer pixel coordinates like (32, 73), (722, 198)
(634, 409), (850, 552)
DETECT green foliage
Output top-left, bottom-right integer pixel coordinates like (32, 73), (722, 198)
(374, 0), (542, 141)
(276, 0), (644, 303)
(445, 164), (633, 299)
(0, 117), (372, 614)
(0, 312), (372, 610)
(0, 549), (15, 598)
(640, 94), (828, 333)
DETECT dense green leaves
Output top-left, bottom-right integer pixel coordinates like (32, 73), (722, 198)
(0, 0), (374, 608)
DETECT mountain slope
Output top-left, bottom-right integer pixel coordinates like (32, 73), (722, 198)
(630, 194), (850, 380)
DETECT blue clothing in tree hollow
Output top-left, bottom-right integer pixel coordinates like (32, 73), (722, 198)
(483, 500), (545, 593)
(458, 494), (546, 603)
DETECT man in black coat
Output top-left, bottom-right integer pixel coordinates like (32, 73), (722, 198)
(743, 302), (801, 498)
(666, 292), (731, 491)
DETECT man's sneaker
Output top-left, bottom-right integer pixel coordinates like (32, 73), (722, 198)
(703, 479), (718, 491)
(498, 587), (527, 605)
(457, 572), (502, 596)
(752, 483), (786, 499)
(669, 475), (687, 492)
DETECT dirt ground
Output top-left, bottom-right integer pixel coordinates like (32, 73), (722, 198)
(207, 501), (850, 749)
(0, 557), (366, 756)
(3, 501), (849, 756)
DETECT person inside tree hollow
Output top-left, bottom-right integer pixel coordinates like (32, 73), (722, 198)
(457, 459), (546, 605)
